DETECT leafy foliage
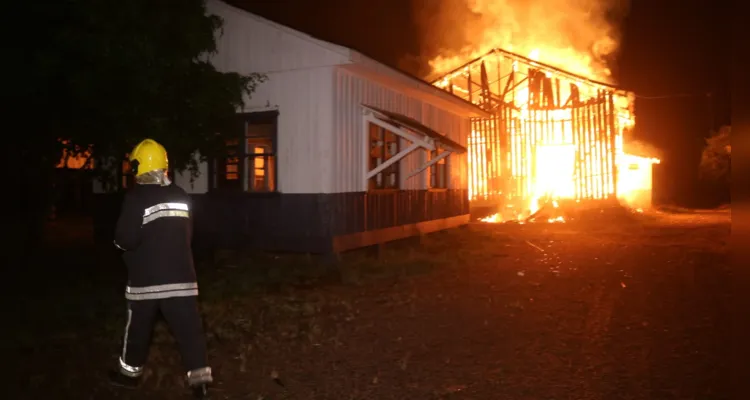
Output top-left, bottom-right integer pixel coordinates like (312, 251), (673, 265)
(699, 126), (731, 182)
(13, 0), (264, 177)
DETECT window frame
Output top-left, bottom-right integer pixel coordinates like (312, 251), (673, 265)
(428, 144), (450, 190)
(244, 125), (276, 193)
(211, 110), (279, 194)
(367, 122), (401, 191)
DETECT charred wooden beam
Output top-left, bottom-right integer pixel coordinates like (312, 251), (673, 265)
(496, 52), (503, 96)
(528, 69), (543, 108)
(569, 84), (581, 106)
(467, 68), (473, 103)
(430, 47), (624, 107)
(490, 48), (619, 91)
(480, 61), (492, 110)
(502, 70), (515, 99)
(542, 76), (555, 109)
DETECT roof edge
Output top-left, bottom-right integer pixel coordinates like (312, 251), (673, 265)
(430, 47), (631, 95)
(350, 51), (490, 118)
(211, 1), (488, 118)
(209, 0), (353, 61)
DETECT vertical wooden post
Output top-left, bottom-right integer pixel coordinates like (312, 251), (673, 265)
(481, 61), (491, 110)
(596, 91), (604, 196)
(570, 100), (584, 200)
(499, 110), (509, 203)
(608, 92), (618, 199)
(482, 111), (495, 199)
(585, 101), (593, 200)
(604, 91), (612, 197)
(470, 118), (478, 202)
(496, 51), (503, 97)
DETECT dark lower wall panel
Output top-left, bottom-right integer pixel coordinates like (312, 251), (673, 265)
(191, 192), (332, 253)
(325, 189), (469, 234)
(92, 189), (469, 253)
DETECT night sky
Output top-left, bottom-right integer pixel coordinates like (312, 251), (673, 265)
(617, 0), (729, 205)
(227, 0), (729, 206)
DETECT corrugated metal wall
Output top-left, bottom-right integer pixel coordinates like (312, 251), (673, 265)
(330, 66), (470, 193)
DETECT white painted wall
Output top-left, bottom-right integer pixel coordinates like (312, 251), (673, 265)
(173, 153), (210, 194)
(94, 1), (476, 196)
(207, 0), (474, 194)
(204, 0), (339, 194)
(330, 66), (471, 193)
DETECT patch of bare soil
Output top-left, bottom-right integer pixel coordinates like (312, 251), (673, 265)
(9, 211), (730, 399)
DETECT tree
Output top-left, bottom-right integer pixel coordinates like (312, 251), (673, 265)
(9, 0), (264, 256)
(699, 125), (731, 183)
(15, 0), (264, 171)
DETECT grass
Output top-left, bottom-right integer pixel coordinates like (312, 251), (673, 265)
(9, 208), (731, 399)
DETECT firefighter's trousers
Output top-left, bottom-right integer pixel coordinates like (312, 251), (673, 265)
(117, 296), (212, 384)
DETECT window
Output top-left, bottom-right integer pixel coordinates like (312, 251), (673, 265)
(245, 124), (275, 192)
(224, 139), (241, 181)
(429, 145), (449, 189)
(368, 122), (400, 190)
(215, 111), (278, 192)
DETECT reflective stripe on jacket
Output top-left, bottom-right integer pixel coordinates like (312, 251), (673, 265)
(114, 183), (198, 300)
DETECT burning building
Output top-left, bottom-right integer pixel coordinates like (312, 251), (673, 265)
(430, 48), (659, 221)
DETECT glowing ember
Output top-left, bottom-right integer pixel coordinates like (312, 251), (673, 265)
(479, 214), (503, 223)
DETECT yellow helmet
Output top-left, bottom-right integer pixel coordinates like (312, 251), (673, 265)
(129, 139), (168, 176)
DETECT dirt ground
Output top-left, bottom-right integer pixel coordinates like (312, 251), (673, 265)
(7, 208), (730, 399)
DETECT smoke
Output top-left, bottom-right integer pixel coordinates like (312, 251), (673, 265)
(414, 0), (632, 82)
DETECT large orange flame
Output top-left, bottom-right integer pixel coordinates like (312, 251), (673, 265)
(432, 47), (659, 223)
(423, 1), (660, 223)
(425, 0), (631, 83)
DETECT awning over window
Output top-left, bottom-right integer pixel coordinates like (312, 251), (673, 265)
(362, 105), (467, 153)
(362, 104), (469, 184)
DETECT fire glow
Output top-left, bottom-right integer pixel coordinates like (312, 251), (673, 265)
(432, 48), (659, 223)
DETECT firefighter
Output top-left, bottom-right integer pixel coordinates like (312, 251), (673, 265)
(108, 138), (213, 399)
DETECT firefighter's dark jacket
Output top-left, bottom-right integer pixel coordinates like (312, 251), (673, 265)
(114, 183), (198, 301)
